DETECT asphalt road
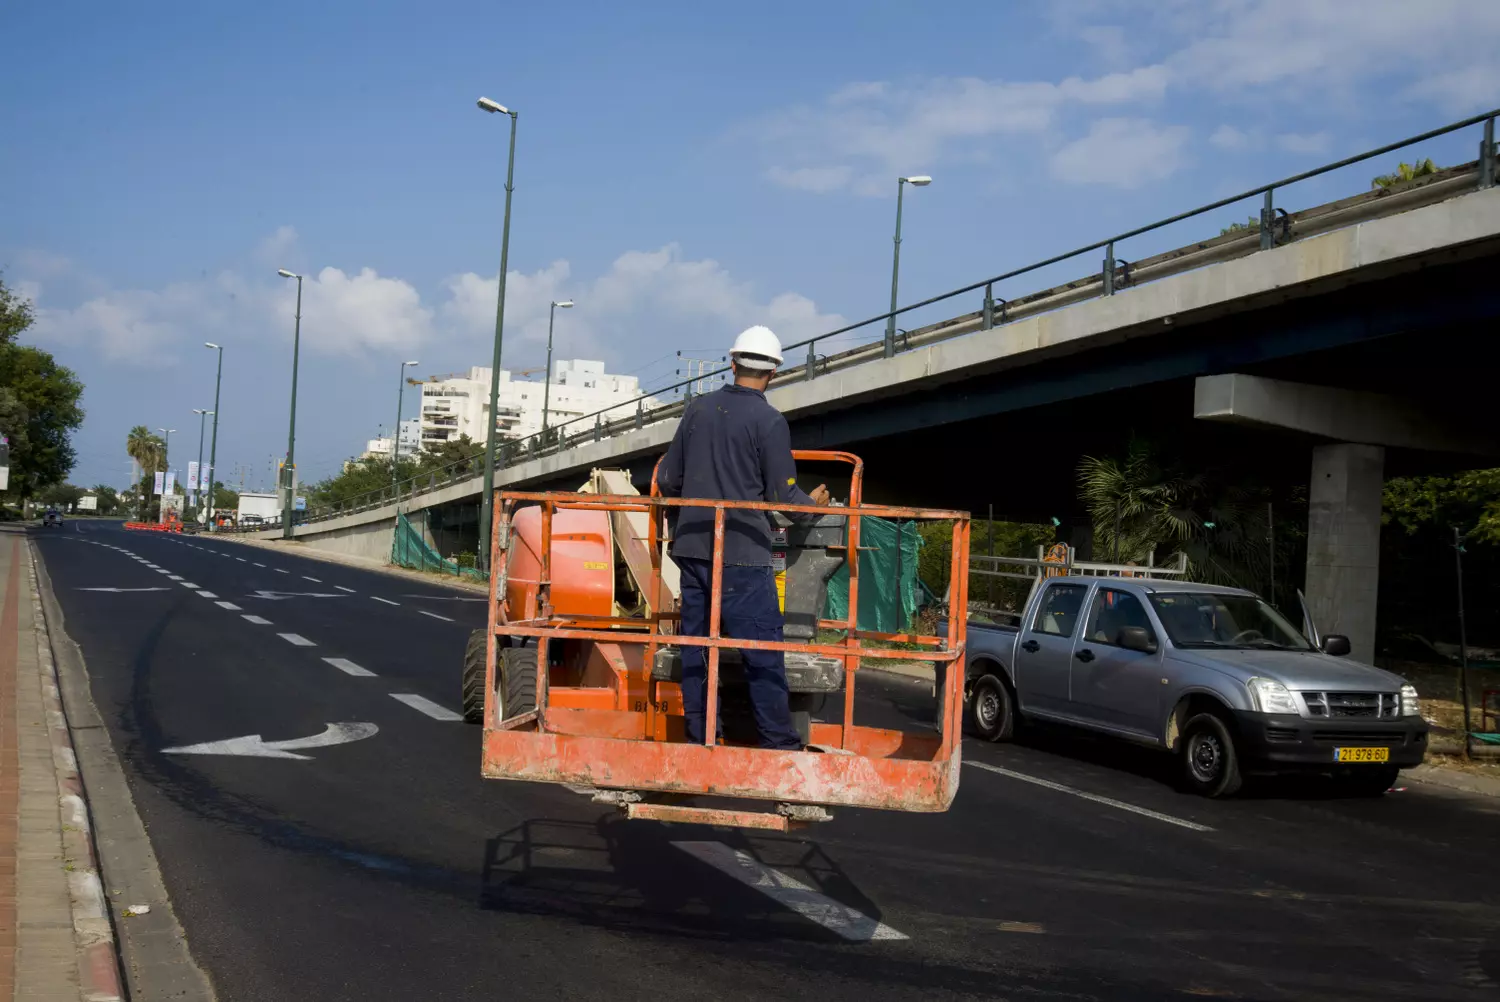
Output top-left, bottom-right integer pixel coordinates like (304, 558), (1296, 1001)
(32, 520), (1500, 1001)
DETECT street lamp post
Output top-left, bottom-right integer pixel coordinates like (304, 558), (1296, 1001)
(204, 343), (223, 530)
(192, 408), (212, 519)
(883, 175), (932, 359)
(541, 300), (573, 438)
(277, 270), (304, 538)
(393, 359), (420, 489)
(475, 95), (519, 575)
(156, 427), (175, 524)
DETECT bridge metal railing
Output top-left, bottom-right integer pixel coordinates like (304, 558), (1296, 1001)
(276, 109), (1498, 531)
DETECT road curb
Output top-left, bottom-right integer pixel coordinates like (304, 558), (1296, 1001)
(1404, 762), (1500, 799)
(29, 538), (217, 1001)
(23, 543), (126, 1002)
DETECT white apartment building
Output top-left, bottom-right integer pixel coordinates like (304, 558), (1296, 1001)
(418, 360), (655, 449)
(360, 419), (422, 461)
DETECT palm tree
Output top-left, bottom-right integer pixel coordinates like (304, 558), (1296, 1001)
(1077, 439), (1270, 590)
(125, 425), (165, 520)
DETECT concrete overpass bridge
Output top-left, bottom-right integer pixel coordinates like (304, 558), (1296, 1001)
(260, 112), (1500, 663)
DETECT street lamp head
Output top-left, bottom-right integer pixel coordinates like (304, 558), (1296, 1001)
(552, 300), (574, 309)
(404, 360), (420, 367)
(193, 408), (208, 415)
(903, 175), (933, 186)
(277, 269), (299, 279)
(476, 97), (510, 115)
(204, 341), (221, 349)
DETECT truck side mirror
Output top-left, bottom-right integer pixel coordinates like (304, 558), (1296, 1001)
(1320, 634), (1351, 657)
(1117, 626), (1157, 653)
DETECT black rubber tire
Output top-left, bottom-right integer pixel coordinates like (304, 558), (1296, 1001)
(498, 647), (538, 721)
(1343, 764), (1401, 797)
(461, 629), (487, 724)
(966, 673), (1015, 743)
(1181, 712), (1243, 798)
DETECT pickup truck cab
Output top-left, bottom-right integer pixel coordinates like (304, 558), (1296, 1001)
(951, 577), (1428, 797)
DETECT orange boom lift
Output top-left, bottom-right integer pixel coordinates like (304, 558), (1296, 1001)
(465, 451), (970, 831)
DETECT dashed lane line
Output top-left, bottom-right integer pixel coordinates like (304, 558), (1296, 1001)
(418, 610), (454, 622)
(278, 633), (316, 647)
(335, 586), (356, 594)
(215, 601), (242, 611)
(254, 563), (266, 568)
(178, 582), (200, 589)
(242, 615), (272, 626)
(372, 596), (399, 606)
(276, 569), (290, 574)
(323, 658), (375, 677)
(302, 576), (322, 583)
(389, 694), (463, 721)
(196, 591), (217, 599)
(964, 760), (1214, 832)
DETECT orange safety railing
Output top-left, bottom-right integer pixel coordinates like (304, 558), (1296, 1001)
(479, 451), (971, 825)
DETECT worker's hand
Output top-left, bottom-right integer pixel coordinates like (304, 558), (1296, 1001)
(809, 484), (831, 506)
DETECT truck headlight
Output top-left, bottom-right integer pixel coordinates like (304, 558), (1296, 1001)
(1247, 677), (1300, 715)
(1400, 684), (1421, 717)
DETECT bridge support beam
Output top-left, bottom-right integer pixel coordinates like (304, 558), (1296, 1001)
(1305, 444), (1384, 665)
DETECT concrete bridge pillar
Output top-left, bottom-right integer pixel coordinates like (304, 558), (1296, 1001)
(1304, 444), (1384, 664)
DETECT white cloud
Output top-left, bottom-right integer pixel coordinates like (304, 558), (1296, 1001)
(1050, 118), (1190, 188)
(254, 225), (299, 268)
(289, 266), (434, 355)
(750, 66), (1169, 195)
(1275, 131), (1332, 156)
(1209, 124), (1252, 151)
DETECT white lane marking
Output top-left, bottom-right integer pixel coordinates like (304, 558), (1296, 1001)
(254, 562), (266, 568)
(178, 582), (200, 589)
(672, 841), (908, 942)
(389, 694), (463, 721)
(163, 722), (378, 760)
(216, 601), (242, 611)
(302, 576), (322, 583)
(242, 615), (272, 625)
(323, 658), (375, 677)
(154, 569), (171, 575)
(75, 587), (170, 593)
(236, 557), (247, 562)
(167, 575), (184, 581)
(196, 591), (217, 599)
(278, 633), (316, 647)
(276, 568), (290, 574)
(418, 610), (454, 622)
(372, 596), (399, 606)
(964, 760), (1214, 832)
(335, 585), (356, 593)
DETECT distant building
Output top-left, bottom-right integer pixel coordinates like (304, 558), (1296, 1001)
(417, 360), (655, 449)
(359, 418), (422, 461)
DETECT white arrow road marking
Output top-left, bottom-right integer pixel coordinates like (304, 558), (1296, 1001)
(75, 587), (172, 593)
(418, 610), (454, 622)
(672, 842), (908, 942)
(242, 615), (272, 625)
(247, 590), (347, 601)
(389, 694), (462, 721)
(278, 633), (316, 647)
(163, 722), (379, 760)
(323, 658), (375, 677)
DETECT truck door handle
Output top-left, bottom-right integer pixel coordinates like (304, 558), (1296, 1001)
(1075, 649), (1095, 663)
(1020, 640), (1040, 653)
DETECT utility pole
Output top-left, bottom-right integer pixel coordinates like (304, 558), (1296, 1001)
(676, 353), (726, 397)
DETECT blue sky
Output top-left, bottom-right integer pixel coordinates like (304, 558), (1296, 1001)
(4, 1), (1498, 489)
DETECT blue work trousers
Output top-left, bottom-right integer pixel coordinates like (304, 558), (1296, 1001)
(676, 558), (801, 750)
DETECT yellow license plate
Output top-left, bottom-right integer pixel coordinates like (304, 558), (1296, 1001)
(1335, 746), (1390, 763)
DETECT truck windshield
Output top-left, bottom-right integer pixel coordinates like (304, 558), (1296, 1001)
(1148, 593), (1311, 650)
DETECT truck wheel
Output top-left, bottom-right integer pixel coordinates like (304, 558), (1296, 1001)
(461, 629), (487, 724)
(499, 647), (538, 720)
(1181, 712), (1243, 797)
(1343, 764), (1400, 797)
(966, 674), (1015, 743)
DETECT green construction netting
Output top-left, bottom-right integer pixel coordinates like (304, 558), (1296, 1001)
(823, 516), (923, 634)
(391, 513), (485, 580)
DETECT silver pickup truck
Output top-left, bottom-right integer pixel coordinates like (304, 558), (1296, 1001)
(947, 576), (1429, 797)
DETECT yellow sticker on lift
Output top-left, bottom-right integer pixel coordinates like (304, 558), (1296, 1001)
(583, 561), (608, 571)
(775, 570), (786, 613)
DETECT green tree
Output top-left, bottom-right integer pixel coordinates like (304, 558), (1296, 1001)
(1372, 158), (1439, 189)
(89, 484), (121, 516)
(0, 345), (85, 499)
(37, 483), (84, 508)
(125, 425), (166, 519)
(1, 273), (35, 346)
(1384, 468), (1500, 544)
(417, 434), (484, 477)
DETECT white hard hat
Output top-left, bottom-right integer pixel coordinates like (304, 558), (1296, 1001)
(729, 325), (783, 370)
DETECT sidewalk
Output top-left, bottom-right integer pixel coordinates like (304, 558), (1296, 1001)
(0, 529), (123, 1001)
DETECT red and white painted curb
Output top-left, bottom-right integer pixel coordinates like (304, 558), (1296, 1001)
(27, 547), (126, 1002)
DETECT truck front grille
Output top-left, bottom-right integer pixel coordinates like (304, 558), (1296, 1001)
(1301, 691), (1400, 719)
(1310, 730), (1406, 744)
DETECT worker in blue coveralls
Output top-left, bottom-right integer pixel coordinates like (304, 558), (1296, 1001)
(658, 325), (831, 749)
